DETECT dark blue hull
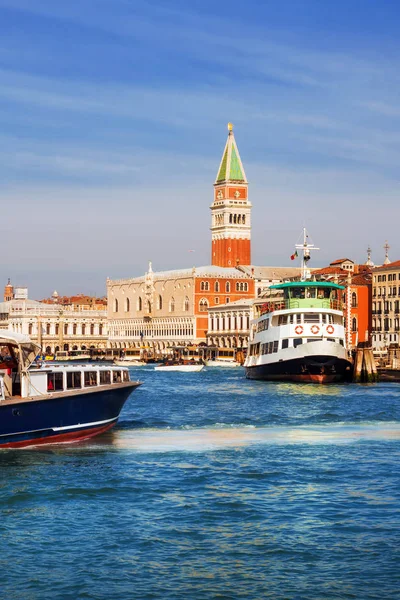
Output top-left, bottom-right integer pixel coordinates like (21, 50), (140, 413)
(0, 383), (139, 448)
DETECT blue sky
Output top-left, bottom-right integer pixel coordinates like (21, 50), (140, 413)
(1, 0), (400, 298)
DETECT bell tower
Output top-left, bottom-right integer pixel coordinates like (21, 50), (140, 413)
(211, 123), (251, 267)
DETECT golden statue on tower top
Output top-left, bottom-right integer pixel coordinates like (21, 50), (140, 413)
(227, 122), (233, 131)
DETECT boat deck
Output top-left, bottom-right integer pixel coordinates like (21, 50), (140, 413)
(1, 381), (141, 407)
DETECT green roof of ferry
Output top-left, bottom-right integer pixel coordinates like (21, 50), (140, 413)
(270, 281), (345, 290)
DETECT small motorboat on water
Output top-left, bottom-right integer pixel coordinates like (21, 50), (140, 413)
(0, 330), (142, 448)
(154, 362), (204, 372)
(114, 359), (147, 367)
(204, 359), (241, 368)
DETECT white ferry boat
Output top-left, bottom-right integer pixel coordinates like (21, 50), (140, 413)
(244, 231), (352, 383)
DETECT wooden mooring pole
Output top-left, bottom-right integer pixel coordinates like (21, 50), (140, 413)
(352, 347), (379, 383)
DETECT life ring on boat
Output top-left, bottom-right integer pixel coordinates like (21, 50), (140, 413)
(295, 325), (303, 335)
(326, 325), (334, 335)
(311, 325), (320, 335)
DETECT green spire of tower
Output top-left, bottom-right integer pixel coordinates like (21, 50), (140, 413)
(215, 123), (247, 184)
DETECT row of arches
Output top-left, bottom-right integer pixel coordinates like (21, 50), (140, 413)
(114, 295), (191, 314)
(29, 323), (103, 336)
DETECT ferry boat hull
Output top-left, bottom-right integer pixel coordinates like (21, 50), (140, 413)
(0, 382), (139, 448)
(245, 355), (350, 383)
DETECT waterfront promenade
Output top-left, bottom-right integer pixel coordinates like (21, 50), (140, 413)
(1, 366), (399, 599)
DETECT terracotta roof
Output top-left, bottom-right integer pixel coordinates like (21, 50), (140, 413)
(373, 259), (400, 271)
(351, 273), (372, 286)
(329, 258), (354, 265)
(312, 267), (348, 276)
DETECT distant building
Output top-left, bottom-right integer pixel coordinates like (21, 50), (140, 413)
(207, 298), (253, 349)
(371, 259), (400, 352)
(329, 258), (355, 272)
(107, 264), (254, 352)
(312, 259), (372, 349)
(0, 281), (108, 355)
(107, 124), (257, 353)
(237, 266), (303, 297)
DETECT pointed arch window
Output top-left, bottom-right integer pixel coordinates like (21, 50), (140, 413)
(125, 298), (130, 312)
(114, 298), (119, 313)
(351, 292), (357, 308)
(184, 296), (190, 312)
(137, 297), (142, 311)
(28, 323), (33, 335)
(200, 281), (210, 291)
(157, 295), (163, 310)
(215, 281), (220, 292)
(199, 298), (209, 312)
(352, 317), (357, 332)
(170, 297), (175, 313)
(226, 281), (231, 293)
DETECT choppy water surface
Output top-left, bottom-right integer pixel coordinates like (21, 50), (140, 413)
(1, 367), (400, 599)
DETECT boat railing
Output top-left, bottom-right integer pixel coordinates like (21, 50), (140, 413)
(260, 299), (342, 314)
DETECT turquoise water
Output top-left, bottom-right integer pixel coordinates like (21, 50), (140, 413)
(1, 367), (400, 599)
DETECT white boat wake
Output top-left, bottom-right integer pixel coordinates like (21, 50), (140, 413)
(85, 422), (400, 453)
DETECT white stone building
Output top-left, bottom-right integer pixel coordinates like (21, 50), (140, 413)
(207, 299), (253, 349)
(0, 298), (108, 355)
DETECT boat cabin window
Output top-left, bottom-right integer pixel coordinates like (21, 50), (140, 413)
(47, 372), (64, 392)
(293, 338), (302, 348)
(307, 338), (322, 343)
(327, 338), (335, 342)
(84, 371), (98, 387)
(250, 343), (260, 356)
(0, 345), (17, 369)
(67, 372), (82, 389)
(100, 371), (111, 385)
(281, 339), (289, 349)
(278, 315), (287, 325)
(113, 370), (122, 383)
(257, 319), (269, 332)
(303, 313), (320, 324)
(123, 371), (129, 382)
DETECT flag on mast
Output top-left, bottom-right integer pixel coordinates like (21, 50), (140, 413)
(290, 250), (298, 261)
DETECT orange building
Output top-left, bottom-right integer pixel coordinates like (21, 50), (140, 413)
(313, 262), (372, 348)
(3, 279), (14, 302)
(211, 123), (252, 267)
(194, 272), (254, 340)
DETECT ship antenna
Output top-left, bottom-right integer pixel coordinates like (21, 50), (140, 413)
(295, 227), (319, 281)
